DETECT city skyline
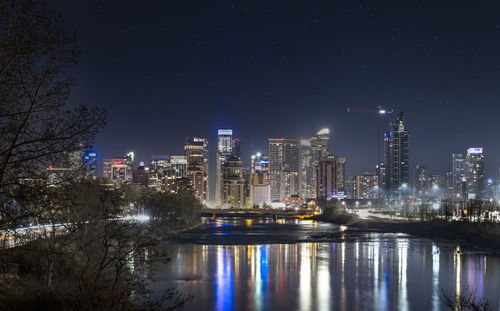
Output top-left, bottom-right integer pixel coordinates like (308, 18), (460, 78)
(48, 0), (500, 182)
(98, 121), (494, 203)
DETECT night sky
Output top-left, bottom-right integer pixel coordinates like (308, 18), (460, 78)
(50, 0), (500, 192)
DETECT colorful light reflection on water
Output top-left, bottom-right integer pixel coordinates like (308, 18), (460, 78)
(153, 219), (500, 311)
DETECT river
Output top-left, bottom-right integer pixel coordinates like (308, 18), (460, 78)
(151, 217), (500, 310)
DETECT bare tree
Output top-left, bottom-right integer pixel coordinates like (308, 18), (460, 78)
(146, 190), (202, 232)
(418, 202), (431, 220)
(0, 0), (105, 232)
(442, 199), (455, 220)
(1, 181), (191, 310)
(440, 287), (490, 311)
(466, 200), (494, 223)
(0, 2), (194, 309)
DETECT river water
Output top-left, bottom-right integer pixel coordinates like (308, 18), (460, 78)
(151, 218), (500, 310)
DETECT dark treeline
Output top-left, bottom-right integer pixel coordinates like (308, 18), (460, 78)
(1, 181), (199, 310)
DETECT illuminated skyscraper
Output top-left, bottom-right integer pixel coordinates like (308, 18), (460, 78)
(452, 153), (466, 199)
(414, 165), (428, 199)
(336, 157), (346, 196)
(221, 156), (246, 208)
(249, 171), (271, 208)
(132, 162), (149, 186)
(186, 163), (205, 200)
(215, 129), (234, 204)
(310, 129), (330, 164)
(233, 138), (241, 158)
(301, 129), (330, 199)
(383, 112), (409, 197)
(83, 150), (98, 178)
(300, 139), (312, 198)
(103, 156), (132, 184)
(351, 172), (378, 199)
(251, 152), (269, 174)
(217, 129), (233, 153)
(268, 138), (300, 201)
(125, 152), (134, 181)
(316, 155), (338, 199)
(465, 148), (485, 199)
(376, 162), (386, 190)
(249, 152), (270, 207)
(445, 171), (454, 198)
(170, 155), (188, 178)
(148, 155), (170, 192)
(185, 137), (209, 201)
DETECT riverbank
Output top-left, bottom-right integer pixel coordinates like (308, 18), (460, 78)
(318, 215), (500, 251)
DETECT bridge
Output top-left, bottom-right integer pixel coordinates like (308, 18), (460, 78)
(200, 208), (316, 218)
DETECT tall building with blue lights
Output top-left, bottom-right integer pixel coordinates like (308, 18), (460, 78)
(215, 129), (234, 205)
(383, 112), (409, 198)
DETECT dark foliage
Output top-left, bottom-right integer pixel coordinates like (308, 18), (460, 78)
(440, 287), (490, 311)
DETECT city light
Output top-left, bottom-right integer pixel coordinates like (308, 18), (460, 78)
(467, 147), (483, 154)
(122, 214), (150, 222)
(317, 128), (330, 135)
(127, 151), (134, 161)
(218, 129), (233, 136)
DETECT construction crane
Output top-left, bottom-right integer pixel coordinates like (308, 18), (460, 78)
(346, 105), (394, 166)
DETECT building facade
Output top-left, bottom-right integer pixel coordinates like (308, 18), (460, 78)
(103, 154), (133, 184)
(185, 137), (209, 201)
(351, 172), (379, 199)
(316, 155), (338, 199)
(452, 153), (466, 199)
(465, 148), (485, 200)
(268, 138), (300, 201)
(301, 129), (330, 200)
(249, 171), (271, 208)
(216, 129), (234, 204)
(383, 112), (409, 198)
(414, 165), (428, 199)
(170, 155), (188, 178)
(221, 156), (246, 208)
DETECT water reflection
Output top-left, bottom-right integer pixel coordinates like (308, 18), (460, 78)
(455, 246), (461, 307)
(215, 246), (233, 310)
(432, 243), (440, 311)
(156, 221), (500, 311)
(398, 240), (408, 311)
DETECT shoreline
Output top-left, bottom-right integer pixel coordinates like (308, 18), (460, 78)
(173, 215), (500, 253)
(318, 216), (500, 253)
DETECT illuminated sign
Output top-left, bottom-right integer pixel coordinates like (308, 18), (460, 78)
(112, 158), (125, 165)
(260, 160), (269, 164)
(83, 150), (98, 163)
(218, 129), (233, 136)
(84, 150), (97, 158)
(467, 148), (483, 154)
